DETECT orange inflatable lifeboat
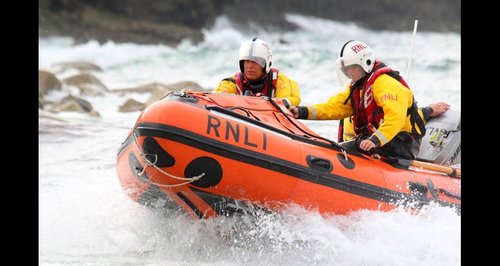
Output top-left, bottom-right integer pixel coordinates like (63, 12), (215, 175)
(116, 90), (461, 219)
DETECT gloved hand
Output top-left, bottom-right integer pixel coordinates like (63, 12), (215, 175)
(288, 106), (308, 119)
(428, 102), (450, 117)
(281, 98), (291, 109)
(288, 106), (298, 117)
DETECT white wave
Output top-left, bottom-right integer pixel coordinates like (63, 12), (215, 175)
(285, 13), (369, 36)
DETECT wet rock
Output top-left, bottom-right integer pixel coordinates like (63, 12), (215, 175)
(52, 100), (87, 113)
(112, 82), (171, 95)
(119, 98), (146, 112)
(52, 61), (103, 74)
(39, 0), (212, 46)
(145, 82), (211, 106)
(145, 88), (171, 107)
(39, 96), (45, 109)
(112, 81), (204, 95)
(39, 70), (62, 96)
(61, 95), (94, 112)
(166, 81), (204, 91)
(63, 73), (108, 96)
(39, 0), (460, 47)
(49, 95), (100, 117)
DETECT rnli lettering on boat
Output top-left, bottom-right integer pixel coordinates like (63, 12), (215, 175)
(206, 115), (267, 150)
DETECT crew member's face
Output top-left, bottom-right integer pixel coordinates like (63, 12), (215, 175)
(344, 64), (366, 82)
(243, 60), (265, 81)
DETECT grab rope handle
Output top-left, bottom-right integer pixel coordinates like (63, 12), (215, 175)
(132, 130), (205, 187)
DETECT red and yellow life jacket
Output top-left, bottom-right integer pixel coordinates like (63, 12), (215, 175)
(233, 68), (279, 97)
(346, 61), (425, 139)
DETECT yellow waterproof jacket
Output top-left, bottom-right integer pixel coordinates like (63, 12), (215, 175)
(306, 74), (426, 147)
(214, 71), (301, 106)
(339, 117), (356, 142)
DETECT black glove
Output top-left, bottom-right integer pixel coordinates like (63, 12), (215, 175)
(282, 98), (291, 109)
(297, 106), (309, 119)
(421, 106), (433, 122)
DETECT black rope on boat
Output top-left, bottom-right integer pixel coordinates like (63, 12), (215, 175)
(131, 129), (205, 187)
(228, 107), (261, 121)
(438, 188), (461, 200)
(266, 97), (345, 152)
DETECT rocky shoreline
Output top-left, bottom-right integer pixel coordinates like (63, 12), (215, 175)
(39, 61), (208, 120)
(39, 0), (460, 46)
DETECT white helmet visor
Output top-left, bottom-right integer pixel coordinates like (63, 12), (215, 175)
(335, 57), (352, 88)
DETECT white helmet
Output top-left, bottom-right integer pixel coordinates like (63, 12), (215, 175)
(335, 40), (375, 87)
(337, 40), (374, 73)
(239, 37), (273, 73)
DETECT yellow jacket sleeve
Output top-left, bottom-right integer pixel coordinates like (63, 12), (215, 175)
(370, 74), (413, 146)
(274, 72), (301, 106)
(306, 86), (354, 120)
(214, 77), (238, 94)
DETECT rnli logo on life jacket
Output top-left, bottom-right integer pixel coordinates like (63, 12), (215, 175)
(351, 43), (368, 53)
(206, 115), (267, 150)
(380, 94), (398, 103)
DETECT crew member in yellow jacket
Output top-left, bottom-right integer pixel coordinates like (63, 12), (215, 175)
(290, 40), (439, 160)
(338, 102), (452, 142)
(214, 37), (301, 107)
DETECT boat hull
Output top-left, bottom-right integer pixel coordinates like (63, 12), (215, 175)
(116, 92), (461, 218)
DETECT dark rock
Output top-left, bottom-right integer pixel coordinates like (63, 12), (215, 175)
(52, 61), (103, 73)
(61, 95), (93, 112)
(221, 0), (460, 33)
(39, 0), (213, 46)
(39, 0), (460, 47)
(112, 81), (204, 95)
(62, 73), (108, 96)
(119, 98), (146, 112)
(39, 70), (62, 96)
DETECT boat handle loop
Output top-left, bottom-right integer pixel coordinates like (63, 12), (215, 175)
(132, 131), (205, 187)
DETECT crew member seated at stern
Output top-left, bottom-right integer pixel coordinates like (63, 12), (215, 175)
(289, 40), (430, 160)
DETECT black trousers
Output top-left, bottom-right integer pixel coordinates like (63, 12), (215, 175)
(340, 132), (421, 160)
